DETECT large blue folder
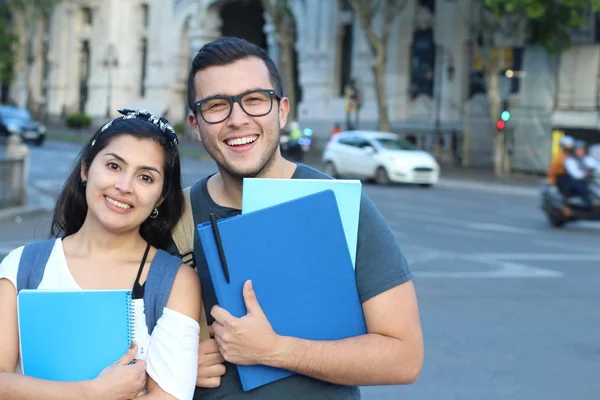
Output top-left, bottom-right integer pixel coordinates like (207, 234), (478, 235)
(198, 190), (367, 392)
(241, 178), (362, 268)
(17, 290), (133, 381)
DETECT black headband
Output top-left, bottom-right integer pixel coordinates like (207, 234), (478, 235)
(92, 109), (179, 148)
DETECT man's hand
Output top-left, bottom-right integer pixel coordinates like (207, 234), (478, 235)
(196, 328), (227, 388)
(211, 280), (279, 366)
(91, 343), (147, 399)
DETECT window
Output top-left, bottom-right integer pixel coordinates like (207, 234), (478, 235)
(354, 138), (372, 148)
(81, 7), (93, 26)
(141, 4), (149, 28)
(374, 137), (417, 151)
(336, 0), (354, 97)
(338, 136), (357, 147)
(139, 38), (148, 97)
(78, 40), (91, 113)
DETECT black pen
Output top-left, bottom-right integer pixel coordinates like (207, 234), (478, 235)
(209, 213), (230, 283)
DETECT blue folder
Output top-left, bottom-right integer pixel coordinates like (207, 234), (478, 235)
(241, 178), (362, 268)
(198, 190), (367, 392)
(17, 290), (133, 381)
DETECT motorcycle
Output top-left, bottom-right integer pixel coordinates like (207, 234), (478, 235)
(540, 149), (600, 227)
(280, 127), (313, 162)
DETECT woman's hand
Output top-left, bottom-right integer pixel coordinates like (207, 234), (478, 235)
(90, 343), (147, 399)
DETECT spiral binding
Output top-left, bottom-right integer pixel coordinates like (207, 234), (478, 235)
(126, 290), (135, 349)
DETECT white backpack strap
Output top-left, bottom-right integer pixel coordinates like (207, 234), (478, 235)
(172, 186), (195, 266)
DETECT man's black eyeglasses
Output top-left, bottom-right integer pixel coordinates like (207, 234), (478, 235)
(193, 89), (282, 124)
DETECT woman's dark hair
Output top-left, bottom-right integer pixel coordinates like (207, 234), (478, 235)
(50, 114), (184, 250)
(187, 36), (284, 111)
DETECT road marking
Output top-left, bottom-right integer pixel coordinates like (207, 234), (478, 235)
(465, 222), (537, 235)
(395, 210), (541, 235)
(437, 179), (538, 197)
(475, 253), (600, 261)
(534, 240), (600, 254)
(416, 261), (563, 278)
(403, 244), (565, 279)
(425, 225), (496, 239)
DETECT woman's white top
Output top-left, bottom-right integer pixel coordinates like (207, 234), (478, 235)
(0, 239), (199, 400)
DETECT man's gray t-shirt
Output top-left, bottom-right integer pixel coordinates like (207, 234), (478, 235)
(186, 164), (413, 400)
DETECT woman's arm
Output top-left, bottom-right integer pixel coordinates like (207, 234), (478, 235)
(143, 264), (202, 399)
(0, 279), (147, 400)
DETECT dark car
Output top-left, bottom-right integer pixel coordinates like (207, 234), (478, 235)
(0, 105), (47, 146)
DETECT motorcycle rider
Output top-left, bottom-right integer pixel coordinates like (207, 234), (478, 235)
(564, 140), (593, 210)
(574, 140), (599, 172)
(547, 136), (575, 216)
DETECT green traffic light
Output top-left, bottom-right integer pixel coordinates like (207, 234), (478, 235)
(500, 110), (511, 122)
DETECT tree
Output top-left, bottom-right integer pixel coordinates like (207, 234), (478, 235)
(4, 0), (61, 110)
(0, 1), (18, 100)
(261, 0), (299, 122)
(349, 0), (408, 132)
(465, 0), (600, 176)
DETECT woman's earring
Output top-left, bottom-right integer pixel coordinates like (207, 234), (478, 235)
(81, 179), (87, 187)
(150, 207), (159, 219)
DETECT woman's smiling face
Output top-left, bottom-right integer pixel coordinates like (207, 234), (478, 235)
(81, 134), (165, 233)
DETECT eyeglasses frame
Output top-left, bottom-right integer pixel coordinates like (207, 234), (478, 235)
(193, 88), (283, 124)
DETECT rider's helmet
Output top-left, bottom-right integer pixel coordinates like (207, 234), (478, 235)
(559, 135), (575, 150)
(574, 140), (586, 149)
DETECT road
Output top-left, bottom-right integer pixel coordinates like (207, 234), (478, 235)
(1, 140), (599, 399)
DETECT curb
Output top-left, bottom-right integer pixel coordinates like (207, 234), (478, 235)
(0, 186), (57, 222)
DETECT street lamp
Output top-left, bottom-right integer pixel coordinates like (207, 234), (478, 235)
(102, 44), (119, 118)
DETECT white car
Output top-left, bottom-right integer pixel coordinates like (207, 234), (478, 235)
(322, 131), (440, 186)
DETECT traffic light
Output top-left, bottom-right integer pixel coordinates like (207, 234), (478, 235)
(497, 100), (509, 130)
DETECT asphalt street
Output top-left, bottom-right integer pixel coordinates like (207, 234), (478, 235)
(1, 140), (599, 399)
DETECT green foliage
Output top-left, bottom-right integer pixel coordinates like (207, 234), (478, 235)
(481, 0), (600, 53)
(172, 121), (187, 135)
(0, 0), (62, 85)
(0, 2), (16, 85)
(66, 113), (92, 130)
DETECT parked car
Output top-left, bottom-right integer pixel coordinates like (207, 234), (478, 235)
(322, 131), (440, 186)
(0, 105), (47, 146)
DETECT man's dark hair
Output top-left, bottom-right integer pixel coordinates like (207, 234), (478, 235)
(187, 37), (283, 111)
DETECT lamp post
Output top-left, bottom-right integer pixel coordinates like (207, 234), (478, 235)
(102, 44), (118, 118)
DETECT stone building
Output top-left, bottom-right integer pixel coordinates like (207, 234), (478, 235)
(6, 0), (600, 172)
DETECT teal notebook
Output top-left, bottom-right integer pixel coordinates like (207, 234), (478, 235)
(17, 290), (134, 381)
(241, 178), (362, 267)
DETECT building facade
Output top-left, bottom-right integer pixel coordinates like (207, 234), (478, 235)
(7, 0), (600, 172)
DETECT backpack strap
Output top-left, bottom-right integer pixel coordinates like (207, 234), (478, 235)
(172, 186), (195, 267)
(170, 184), (210, 340)
(16, 239), (56, 293)
(143, 249), (182, 335)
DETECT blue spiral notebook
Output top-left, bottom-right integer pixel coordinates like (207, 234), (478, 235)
(241, 178), (362, 268)
(17, 290), (134, 381)
(198, 190), (367, 391)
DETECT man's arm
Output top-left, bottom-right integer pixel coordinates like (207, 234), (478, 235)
(565, 158), (586, 179)
(211, 279), (423, 386)
(268, 280), (423, 385)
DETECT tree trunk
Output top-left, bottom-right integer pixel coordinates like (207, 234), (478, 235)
(484, 71), (504, 177)
(279, 36), (296, 122)
(372, 50), (390, 132)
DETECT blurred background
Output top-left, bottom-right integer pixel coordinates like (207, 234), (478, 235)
(1, 1), (599, 399)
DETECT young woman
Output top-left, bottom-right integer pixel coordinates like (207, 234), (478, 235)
(0, 109), (201, 400)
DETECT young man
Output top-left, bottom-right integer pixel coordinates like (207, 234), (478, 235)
(179, 37), (423, 399)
